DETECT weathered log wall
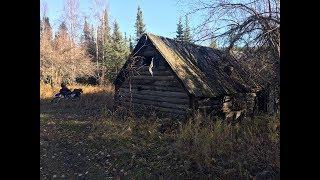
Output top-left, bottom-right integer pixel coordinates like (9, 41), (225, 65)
(221, 93), (256, 122)
(195, 93), (257, 122)
(114, 41), (259, 121)
(114, 45), (190, 118)
(197, 97), (223, 116)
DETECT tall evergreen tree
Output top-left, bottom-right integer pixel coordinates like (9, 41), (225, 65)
(129, 35), (134, 52)
(124, 32), (133, 52)
(107, 21), (130, 80)
(81, 18), (96, 60)
(135, 6), (146, 42)
(183, 16), (191, 43)
(124, 32), (128, 42)
(175, 17), (184, 41)
(81, 18), (90, 40)
(96, 9), (112, 66)
(102, 9), (111, 43)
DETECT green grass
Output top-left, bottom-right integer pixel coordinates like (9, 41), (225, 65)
(40, 91), (280, 179)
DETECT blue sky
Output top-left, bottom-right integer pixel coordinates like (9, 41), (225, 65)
(40, 0), (201, 42)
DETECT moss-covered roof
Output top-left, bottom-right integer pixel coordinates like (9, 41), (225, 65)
(114, 33), (260, 98)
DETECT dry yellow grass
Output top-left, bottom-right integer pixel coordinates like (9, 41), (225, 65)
(40, 82), (114, 99)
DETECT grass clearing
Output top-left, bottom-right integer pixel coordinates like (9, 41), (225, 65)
(40, 84), (280, 179)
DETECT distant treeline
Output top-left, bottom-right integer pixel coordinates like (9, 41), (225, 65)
(40, 2), (147, 86)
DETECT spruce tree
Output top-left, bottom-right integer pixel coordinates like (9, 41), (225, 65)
(135, 6), (146, 42)
(175, 17), (184, 41)
(108, 21), (129, 80)
(81, 18), (90, 43)
(102, 9), (111, 43)
(183, 16), (191, 43)
(124, 33), (133, 52)
(129, 35), (134, 52)
(81, 18), (96, 60)
(95, 9), (112, 66)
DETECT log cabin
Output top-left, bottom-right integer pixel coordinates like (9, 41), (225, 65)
(113, 33), (261, 120)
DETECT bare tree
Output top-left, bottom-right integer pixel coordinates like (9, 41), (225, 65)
(185, 0), (279, 54)
(91, 0), (109, 70)
(181, 0), (280, 113)
(40, 20), (95, 86)
(40, 0), (48, 20)
(63, 0), (81, 42)
(182, 0), (280, 83)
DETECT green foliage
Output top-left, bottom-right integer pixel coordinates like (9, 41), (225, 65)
(129, 35), (134, 52)
(175, 17), (184, 41)
(135, 6), (146, 42)
(104, 21), (130, 81)
(183, 16), (191, 43)
(96, 9), (112, 65)
(81, 19), (96, 59)
(102, 9), (111, 42)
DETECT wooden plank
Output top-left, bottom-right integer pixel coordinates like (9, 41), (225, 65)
(124, 79), (179, 85)
(123, 79), (180, 87)
(115, 101), (187, 115)
(116, 93), (189, 105)
(117, 98), (189, 110)
(122, 84), (184, 92)
(118, 88), (188, 98)
(135, 70), (173, 76)
(134, 65), (168, 71)
(198, 106), (213, 109)
(142, 50), (158, 56)
(130, 75), (175, 81)
(143, 45), (155, 52)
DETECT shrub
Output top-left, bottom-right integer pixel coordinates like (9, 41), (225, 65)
(176, 113), (280, 178)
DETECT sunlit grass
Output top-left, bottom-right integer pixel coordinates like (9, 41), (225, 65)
(40, 82), (114, 99)
(40, 82), (279, 179)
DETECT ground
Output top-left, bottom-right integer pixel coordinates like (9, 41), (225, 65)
(40, 84), (280, 179)
(40, 85), (188, 179)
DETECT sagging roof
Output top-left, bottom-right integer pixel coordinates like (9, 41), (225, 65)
(115, 33), (261, 98)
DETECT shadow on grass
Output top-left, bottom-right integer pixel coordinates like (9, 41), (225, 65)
(40, 91), (114, 121)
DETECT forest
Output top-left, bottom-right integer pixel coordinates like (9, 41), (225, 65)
(40, 0), (280, 179)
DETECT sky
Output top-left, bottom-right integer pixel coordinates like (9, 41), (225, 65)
(40, 0), (204, 43)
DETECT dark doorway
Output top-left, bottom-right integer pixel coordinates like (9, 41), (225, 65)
(257, 90), (268, 112)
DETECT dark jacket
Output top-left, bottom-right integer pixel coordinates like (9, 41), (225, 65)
(59, 87), (71, 96)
